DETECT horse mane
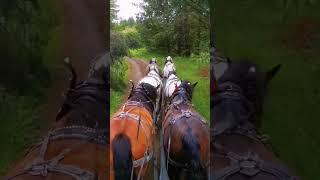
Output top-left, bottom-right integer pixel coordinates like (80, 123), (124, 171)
(60, 86), (109, 129)
(218, 60), (265, 120)
(56, 53), (110, 130)
(128, 83), (157, 113)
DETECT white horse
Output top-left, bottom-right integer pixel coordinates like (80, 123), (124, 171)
(162, 57), (181, 107)
(163, 56), (176, 79)
(138, 58), (163, 120)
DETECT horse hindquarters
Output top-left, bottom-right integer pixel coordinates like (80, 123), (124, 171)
(111, 134), (134, 180)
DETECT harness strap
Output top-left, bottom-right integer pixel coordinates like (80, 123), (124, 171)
(112, 104), (153, 170)
(6, 161), (95, 180)
(212, 143), (297, 180)
(5, 126), (107, 180)
(163, 106), (209, 170)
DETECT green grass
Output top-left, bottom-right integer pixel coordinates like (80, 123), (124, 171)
(110, 59), (129, 115)
(0, 93), (45, 176)
(130, 48), (210, 121)
(0, 1), (61, 176)
(214, 0), (320, 179)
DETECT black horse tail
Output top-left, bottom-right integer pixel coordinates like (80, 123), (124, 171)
(182, 130), (203, 178)
(112, 134), (134, 180)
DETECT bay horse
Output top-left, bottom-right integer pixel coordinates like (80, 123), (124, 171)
(5, 53), (110, 179)
(110, 81), (158, 180)
(211, 58), (299, 180)
(162, 81), (209, 180)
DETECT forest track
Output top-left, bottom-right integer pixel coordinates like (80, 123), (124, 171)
(42, 0), (106, 123)
(122, 58), (148, 102)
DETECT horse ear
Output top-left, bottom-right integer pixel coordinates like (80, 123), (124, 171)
(265, 64), (282, 85)
(129, 80), (134, 89)
(226, 57), (232, 64)
(192, 82), (198, 89)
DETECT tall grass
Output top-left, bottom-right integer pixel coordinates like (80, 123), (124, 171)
(0, 0), (60, 176)
(110, 58), (128, 114)
(130, 48), (210, 121)
(0, 91), (45, 175)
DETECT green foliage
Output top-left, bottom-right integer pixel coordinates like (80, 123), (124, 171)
(0, 0), (59, 96)
(110, 59), (128, 114)
(122, 26), (143, 49)
(111, 59), (128, 91)
(136, 0), (209, 56)
(0, 0), (60, 175)
(0, 91), (44, 176)
(111, 30), (129, 59)
(213, 0), (320, 179)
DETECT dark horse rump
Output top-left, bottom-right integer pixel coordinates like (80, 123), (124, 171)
(211, 60), (298, 180)
(162, 81), (209, 180)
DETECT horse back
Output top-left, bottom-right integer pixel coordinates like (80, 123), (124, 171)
(211, 134), (298, 180)
(110, 104), (155, 167)
(6, 139), (109, 180)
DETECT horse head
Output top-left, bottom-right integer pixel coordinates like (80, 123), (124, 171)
(165, 56), (173, 64)
(170, 80), (197, 104)
(164, 58), (176, 79)
(128, 82), (159, 113)
(55, 52), (110, 129)
(146, 58), (161, 76)
(217, 59), (281, 125)
(87, 53), (110, 86)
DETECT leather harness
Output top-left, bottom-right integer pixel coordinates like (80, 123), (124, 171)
(6, 80), (108, 180)
(163, 89), (209, 171)
(6, 126), (108, 180)
(212, 81), (298, 180)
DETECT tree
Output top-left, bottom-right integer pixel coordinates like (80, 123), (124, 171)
(136, 0), (209, 56)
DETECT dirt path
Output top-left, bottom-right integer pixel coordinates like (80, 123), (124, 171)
(127, 58), (148, 85)
(123, 58), (148, 99)
(42, 0), (107, 123)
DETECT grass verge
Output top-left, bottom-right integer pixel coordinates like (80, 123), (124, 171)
(110, 58), (128, 115)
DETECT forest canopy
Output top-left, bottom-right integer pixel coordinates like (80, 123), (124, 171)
(111, 0), (209, 58)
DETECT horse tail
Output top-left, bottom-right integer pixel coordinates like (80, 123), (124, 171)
(112, 134), (134, 180)
(182, 129), (203, 176)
